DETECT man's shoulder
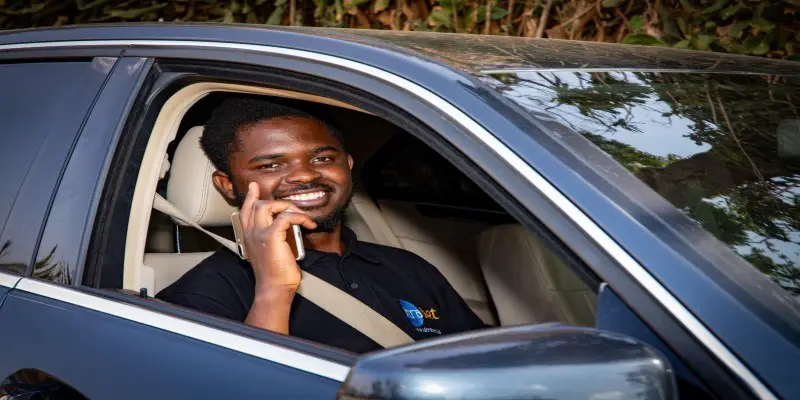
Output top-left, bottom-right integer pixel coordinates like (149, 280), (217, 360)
(356, 240), (422, 259)
(355, 240), (439, 275)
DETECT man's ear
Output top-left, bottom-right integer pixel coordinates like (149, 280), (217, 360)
(212, 171), (237, 202)
(347, 153), (354, 171)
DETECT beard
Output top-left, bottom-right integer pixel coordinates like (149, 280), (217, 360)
(232, 180), (353, 233)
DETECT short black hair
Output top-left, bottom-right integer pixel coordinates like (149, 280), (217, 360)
(200, 97), (344, 177)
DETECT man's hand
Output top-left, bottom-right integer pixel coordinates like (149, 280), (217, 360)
(239, 182), (317, 334)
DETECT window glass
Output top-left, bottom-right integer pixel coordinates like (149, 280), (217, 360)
(485, 71), (800, 295)
(364, 133), (514, 224)
(0, 61), (109, 277)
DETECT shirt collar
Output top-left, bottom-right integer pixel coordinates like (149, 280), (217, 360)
(299, 226), (380, 268)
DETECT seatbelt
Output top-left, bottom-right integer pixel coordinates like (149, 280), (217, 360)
(152, 193), (415, 348)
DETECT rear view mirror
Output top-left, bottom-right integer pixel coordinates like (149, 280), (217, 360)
(338, 324), (676, 400)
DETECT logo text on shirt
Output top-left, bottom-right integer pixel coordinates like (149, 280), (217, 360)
(399, 299), (442, 335)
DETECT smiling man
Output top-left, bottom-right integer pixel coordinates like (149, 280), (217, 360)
(156, 97), (486, 354)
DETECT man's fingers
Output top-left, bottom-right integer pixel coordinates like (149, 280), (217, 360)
(241, 182), (259, 230)
(271, 211), (317, 232)
(248, 200), (307, 230)
(252, 201), (275, 229)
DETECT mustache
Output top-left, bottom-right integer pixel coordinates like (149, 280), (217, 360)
(272, 182), (334, 198)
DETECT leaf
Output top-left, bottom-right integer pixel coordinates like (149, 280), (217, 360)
(374, 0), (390, 12)
(731, 21), (749, 38)
(346, 0), (371, 9)
(751, 41), (771, 55)
(677, 18), (688, 36)
(704, 21), (716, 30)
(476, 5), (507, 22)
(622, 33), (666, 46)
(694, 34), (716, 50)
(630, 15), (644, 33)
(720, 3), (746, 20)
(463, 6), (476, 29)
(602, 0), (623, 7)
(491, 6), (508, 20)
(267, 4), (285, 24)
(223, 9), (234, 23)
(749, 18), (775, 33)
(703, 0), (729, 14)
(428, 9), (452, 27)
(673, 39), (691, 49)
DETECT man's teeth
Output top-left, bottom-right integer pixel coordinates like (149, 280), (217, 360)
(283, 191), (326, 201)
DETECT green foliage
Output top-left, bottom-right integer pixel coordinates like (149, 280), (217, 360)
(0, 1), (797, 61)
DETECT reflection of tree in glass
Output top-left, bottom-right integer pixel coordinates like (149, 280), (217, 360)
(488, 71), (800, 294)
(31, 246), (72, 285)
(0, 241), (71, 284)
(0, 240), (26, 275)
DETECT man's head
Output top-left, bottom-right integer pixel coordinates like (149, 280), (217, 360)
(201, 97), (353, 231)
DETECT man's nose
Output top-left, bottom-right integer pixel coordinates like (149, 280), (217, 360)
(285, 165), (321, 184)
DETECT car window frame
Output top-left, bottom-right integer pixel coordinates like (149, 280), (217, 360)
(19, 39), (765, 399)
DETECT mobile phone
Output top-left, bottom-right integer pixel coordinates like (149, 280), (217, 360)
(231, 211), (305, 261)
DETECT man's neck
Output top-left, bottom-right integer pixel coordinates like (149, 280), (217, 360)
(302, 224), (344, 255)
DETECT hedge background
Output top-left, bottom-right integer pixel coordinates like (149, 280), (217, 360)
(1, 0), (799, 60)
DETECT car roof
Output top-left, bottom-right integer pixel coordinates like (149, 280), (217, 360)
(2, 23), (799, 76)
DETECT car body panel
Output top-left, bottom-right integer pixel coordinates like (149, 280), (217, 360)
(0, 283), (342, 399)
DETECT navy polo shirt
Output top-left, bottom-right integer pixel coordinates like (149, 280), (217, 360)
(156, 227), (486, 354)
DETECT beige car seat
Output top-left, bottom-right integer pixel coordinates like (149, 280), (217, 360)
(478, 224), (597, 327)
(142, 126), (397, 294)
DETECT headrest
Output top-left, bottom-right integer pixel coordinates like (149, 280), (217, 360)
(166, 126), (237, 227)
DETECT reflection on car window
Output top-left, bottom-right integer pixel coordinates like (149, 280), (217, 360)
(486, 71), (800, 295)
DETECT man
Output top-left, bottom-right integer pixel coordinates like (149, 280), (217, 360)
(157, 97), (486, 354)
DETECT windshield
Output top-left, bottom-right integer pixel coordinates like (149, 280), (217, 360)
(485, 70), (800, 296)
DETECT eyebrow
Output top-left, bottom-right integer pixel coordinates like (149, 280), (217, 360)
(248, 153), (284, 164)
(312, 145), (340, 154)
(247, 146), (340, 164)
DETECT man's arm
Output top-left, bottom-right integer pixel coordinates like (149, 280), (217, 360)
(245, 287), (297, 334)
(238, 182), (317, 335)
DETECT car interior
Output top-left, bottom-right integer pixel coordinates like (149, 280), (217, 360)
(120, 82), (598, 351)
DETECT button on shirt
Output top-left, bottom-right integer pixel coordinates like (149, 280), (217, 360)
(156, 227), (486, 354)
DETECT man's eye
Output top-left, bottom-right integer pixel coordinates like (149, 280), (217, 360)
(257, 163), (281, 170)
(312, 156), (334, 163)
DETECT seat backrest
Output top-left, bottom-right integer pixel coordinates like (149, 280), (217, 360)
(377, 200), (497, 325)
(144, 126), (400, 295)
(478, 224), (596, 327)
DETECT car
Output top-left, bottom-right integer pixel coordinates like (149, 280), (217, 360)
(0, 23), (798, 400)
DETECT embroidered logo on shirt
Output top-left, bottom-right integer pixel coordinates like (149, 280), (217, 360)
(399, 299), (442, 335)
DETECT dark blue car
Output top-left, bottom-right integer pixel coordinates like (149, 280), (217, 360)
(0, 24), (798, 400)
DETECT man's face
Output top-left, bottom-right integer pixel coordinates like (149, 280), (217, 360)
(214, 117), (353, 231)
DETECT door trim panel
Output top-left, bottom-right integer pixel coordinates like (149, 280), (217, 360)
(0, 272), (20, 288)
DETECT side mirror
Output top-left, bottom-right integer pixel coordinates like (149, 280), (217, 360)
(338, 324), (677, 400)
